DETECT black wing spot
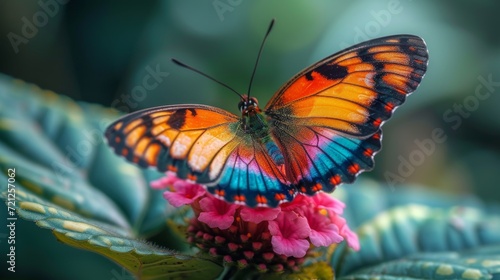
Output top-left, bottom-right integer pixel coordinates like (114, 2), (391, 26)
(314, 63), (348, 80)
(167, 108), (197, 129)
(305, 71), (314, 81)
(141, 114), (153, 123)
(189, 108), (197, 116)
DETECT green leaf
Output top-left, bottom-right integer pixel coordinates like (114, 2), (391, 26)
(5, 186), (221, 279)
(331, 204), (500, 277)
(0, 141), (130, 229)
(335, 179), (493, 228)
(338, 245), (500, 280)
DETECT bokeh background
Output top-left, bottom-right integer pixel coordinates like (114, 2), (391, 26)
(1, 0), (499, 279)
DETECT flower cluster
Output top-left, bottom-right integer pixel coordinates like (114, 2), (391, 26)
(152, 173), (359, 272)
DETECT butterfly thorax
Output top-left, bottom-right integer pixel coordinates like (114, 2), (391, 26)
(238, 95), (285, 166)
(238, 96), (263, 132)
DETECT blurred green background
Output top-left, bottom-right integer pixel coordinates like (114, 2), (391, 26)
(1, 0), (499, 279)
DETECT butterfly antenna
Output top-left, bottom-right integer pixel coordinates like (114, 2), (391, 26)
(171, 58), (244, 100)
(247, 19), (275, 101)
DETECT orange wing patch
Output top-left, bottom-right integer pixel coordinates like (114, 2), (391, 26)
(318, 83), (378, 106)
(292, 96), (369, 123)
(367, 45), (399, 53)
(125, 125), (146, 146)
(143, 142), (161, 166)
(373, 52), (409, 64)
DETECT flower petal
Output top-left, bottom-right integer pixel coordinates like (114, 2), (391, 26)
(279, 194), (310, 212)
(340, 223), (360, 251)
(312, 192), (345, 215)
(303, 208), (343, 247)
(162, 180), (205, 207)
(240, 207), (280, 224)
(198, 197), (238, 229)
(331, 216), (360, 251)
(309, 223), (343, 247)
(268, 211), (311, 257)
(271, 236), (310, 258)
(150, 172), (178, 189)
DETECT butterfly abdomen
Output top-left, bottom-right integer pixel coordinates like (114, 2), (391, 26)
(243, 111), (285, 166)
(263, 137), (285, 165)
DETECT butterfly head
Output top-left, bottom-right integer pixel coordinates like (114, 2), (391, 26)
(238, 95), (261, 116)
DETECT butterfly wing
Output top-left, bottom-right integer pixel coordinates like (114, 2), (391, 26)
(105, 105), (292, 207)
(213, 138), (293, 206)
(265, 35), (428, 193)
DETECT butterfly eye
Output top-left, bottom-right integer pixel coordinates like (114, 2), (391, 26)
(238, 100), (245, 112)
(249, 97), (258, 107)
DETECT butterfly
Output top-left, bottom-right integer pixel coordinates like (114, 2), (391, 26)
(105, 27), (428, 207)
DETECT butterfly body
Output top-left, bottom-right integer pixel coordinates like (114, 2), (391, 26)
(106, 34), (429, 207)
(238, 95), (285, 166)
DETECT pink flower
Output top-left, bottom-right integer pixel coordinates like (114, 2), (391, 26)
(303, 207), (343, 247)
(311, 192), (345, 215)
(198, 196), (239, 230)
(332, 216), (360, 250)
(150, 172), (178, 189)
(342, 225), (360, 251)
(162, 179), (205, 207)
(240, 207), (280, 223)
(268, 211), (311, 258)
(278, 194), (309, 212)
(152, 173), (359, 272)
